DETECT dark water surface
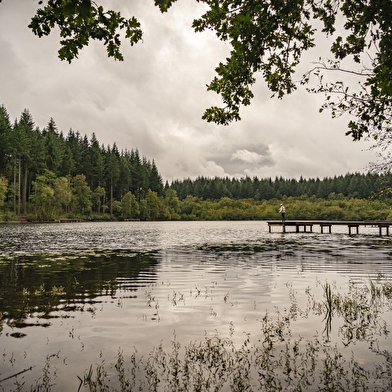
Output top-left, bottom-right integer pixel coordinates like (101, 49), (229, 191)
(1, 221), (392, 391)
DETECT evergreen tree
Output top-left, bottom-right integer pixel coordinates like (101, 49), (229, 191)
(105, 143), (120, 216)
(0, 105), (12, 177)
(66, 129), (84, 175)
(80, 134), (94, 186)
(90, 133), (105, 190)
(118, 154), (131, 197)
(14, 109), (35, 215)
(43, 118), (64, 174)
(29, 128), (46, 183)
(129, 149), (148, 201)
(60, 143), (75, 177)
(149, 160), (164, 196)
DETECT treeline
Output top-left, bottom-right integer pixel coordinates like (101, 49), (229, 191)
(175, 196), (392, 221)
(1, 104), (392, 222)
(170, 172), (386, 200)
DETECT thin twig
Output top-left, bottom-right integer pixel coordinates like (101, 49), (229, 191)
(0, 366), (35, 383)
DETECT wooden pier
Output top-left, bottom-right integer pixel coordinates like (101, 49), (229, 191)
(267, 220), (392, 236)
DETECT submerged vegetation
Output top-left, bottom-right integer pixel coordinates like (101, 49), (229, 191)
(1, 275), (392, 391)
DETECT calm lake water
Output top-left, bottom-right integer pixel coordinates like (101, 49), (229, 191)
(1, 221), (392, 391)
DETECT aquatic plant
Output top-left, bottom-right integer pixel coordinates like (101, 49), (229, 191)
(2, 278), (392, 391)
(70, 317), (389, 392)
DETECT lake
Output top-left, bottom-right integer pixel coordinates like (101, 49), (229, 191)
(1, 221), (392, 391)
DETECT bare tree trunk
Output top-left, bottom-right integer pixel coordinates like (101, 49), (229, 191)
(18, 157), (21, 216)
(13, 159), (17, 215)
(110, 180), (113, 216)
(23, 165), (28, 214)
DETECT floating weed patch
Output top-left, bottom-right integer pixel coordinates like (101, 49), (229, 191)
(21, 284), (65, 298)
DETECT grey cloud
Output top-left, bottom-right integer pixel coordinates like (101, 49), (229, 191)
(205, 142), (275, 177)
(0, 1), (376, 183)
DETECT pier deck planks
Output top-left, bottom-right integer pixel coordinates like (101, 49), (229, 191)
(267, 220), (392, 235)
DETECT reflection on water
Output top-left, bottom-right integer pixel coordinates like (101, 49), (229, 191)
(0, 250), (159, 327)
(0, 221), (392, 391)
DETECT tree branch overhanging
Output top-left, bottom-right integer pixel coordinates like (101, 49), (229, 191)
(16, 0), (392, 143)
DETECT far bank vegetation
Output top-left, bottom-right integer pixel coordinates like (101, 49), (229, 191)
(1, 105), (392, 222)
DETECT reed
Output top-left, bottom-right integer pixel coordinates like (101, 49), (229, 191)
(2, 278), (392, 391)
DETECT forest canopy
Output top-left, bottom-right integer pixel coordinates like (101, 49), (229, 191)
(1, 103), (392, 223)
(17, 0), (392, 143)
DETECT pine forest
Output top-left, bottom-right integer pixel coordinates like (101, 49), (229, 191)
(1, 104), (392, 222)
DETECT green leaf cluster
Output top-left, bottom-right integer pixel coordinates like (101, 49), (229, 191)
(16, 1), (392, 140)
(194, 0), (316, 124)
(28, 0), (142, 61)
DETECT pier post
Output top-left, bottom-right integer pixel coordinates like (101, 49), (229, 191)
(379, 225), (390, 236)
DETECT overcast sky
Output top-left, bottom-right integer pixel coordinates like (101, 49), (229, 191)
(0, 0), (377, 183)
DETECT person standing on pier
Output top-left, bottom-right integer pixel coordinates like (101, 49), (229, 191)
(279, 203), (286, 222)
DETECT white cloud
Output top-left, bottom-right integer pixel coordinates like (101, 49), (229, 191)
(231, 149), (266, 164)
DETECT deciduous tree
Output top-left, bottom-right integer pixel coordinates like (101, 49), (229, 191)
(0, 176), (8, 211)
(31, 169), (56, 220)
(53, 176), (72, 214)
(146, 189), (160, 220)
(71, 173), (92, 215)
